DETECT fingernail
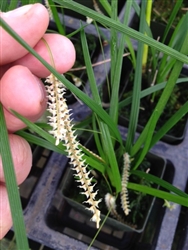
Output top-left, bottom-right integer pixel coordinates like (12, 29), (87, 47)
(3, 5), (33, 17)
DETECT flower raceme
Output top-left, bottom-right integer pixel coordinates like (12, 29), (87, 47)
(45, 74), (101, 228)
(121, 153), (131, 215)
(105, 153), (131, 220)
(45, 74), (131, 228)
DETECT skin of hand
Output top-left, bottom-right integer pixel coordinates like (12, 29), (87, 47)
(0, 4), (75, 239)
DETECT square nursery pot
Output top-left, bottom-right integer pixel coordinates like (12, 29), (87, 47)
(3, 230), (54, 250)
(118, 74), (188, 145)
(19, 145), (52, 209)
(61, 152), (166, 234)
(21, 124), (188, 250)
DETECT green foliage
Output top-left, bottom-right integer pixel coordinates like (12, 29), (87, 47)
(1, 0), (188, 247)
(0, 104), (29, 249)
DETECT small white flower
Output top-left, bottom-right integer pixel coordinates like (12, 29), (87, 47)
(86, 17), (93, 24)
(105, 193), (116, 210)
(163, 199), (176, 211)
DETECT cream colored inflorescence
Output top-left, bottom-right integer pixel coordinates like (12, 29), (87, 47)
(45, 74), (101, 228)
(105, 152), (131, 220)
(120, 153), (131, 215)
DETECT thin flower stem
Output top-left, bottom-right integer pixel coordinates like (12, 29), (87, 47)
(69, 53), (130, 72)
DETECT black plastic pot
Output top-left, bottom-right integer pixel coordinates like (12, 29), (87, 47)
(19, 145), (52, 209)
(3, 230), (54, 250)
(62, 152), (166, 234)
(118, 83), (188, 145)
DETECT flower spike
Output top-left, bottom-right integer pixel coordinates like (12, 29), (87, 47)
(45, 74), (101, 228)
(120, 153), (131, 215)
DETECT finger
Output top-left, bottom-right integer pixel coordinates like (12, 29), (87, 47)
(0, 65), (47, 132)
(0, 4), (49, 65)
(0, 134), (32, 184)
(0, 134), (32, 239)
(0, 185), (12, 239)
(14, 34), (76, 78)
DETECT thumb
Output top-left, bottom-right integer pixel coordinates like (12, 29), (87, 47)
(0, 4), (49, 65)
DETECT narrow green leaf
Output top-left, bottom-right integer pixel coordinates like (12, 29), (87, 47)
(80, 24), (101, 105)
(109, 0), (133, 128)
(92, 114), (106, 161)
(128, 183), (188, 207)
(125, 0), (145, 152)
(16, 130), (66, 153)
(98, 121), (122, 193)
(158, 13), (188, 83)
(79, 23), (123, 186)
(11, 110), (57, 144)
(0, 0), (9, 11)
(7, 0), (18, 10)
(48, 0), (65, 35)
(21, 0), (31, 5)
(132, 31), (188, 157)
(98, 0), (111, 16)
(54, 0), (188, 64)
(118, 78), (188, 109)
(0, 103), (29, 249)
(160, 0), (183, 44)
(132, 110), (158, 170)
(150, 101), (188, 148)
(13, 113), (105, 173)
(131, 170), (188, 198)
(110, 0), (118, 92)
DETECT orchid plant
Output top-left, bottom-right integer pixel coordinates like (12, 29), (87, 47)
(0, 0), (188, 249)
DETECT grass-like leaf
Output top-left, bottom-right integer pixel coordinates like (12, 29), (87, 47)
(98, 0), (111, 16)
(158, 13), (188, 83)
(125, 0), (145, 152)
(0, 104), (29, 249)
(16, 130), (66, 153)
(7, 0), (19, 10)
(131, 31), (188, 159)
(160, 0), (183, 44)
(118, 78), (188, 108)
(128, 182), (188, 207)
(131, 170), (188, 198)
(80, 26), (122, 192)
(0, 0), (9, 11)
(109, 0), (133, 128)
(12, 110), (105, 173)
(54, 0), (188, 64)
(80, 25), (101, 105)
(150, 101), (188, 148)
(47, 0), (65, 35)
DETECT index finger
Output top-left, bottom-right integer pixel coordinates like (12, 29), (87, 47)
(0, 4), (49, 65)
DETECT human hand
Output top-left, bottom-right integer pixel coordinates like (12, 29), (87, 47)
(0, 4), (75, 238)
